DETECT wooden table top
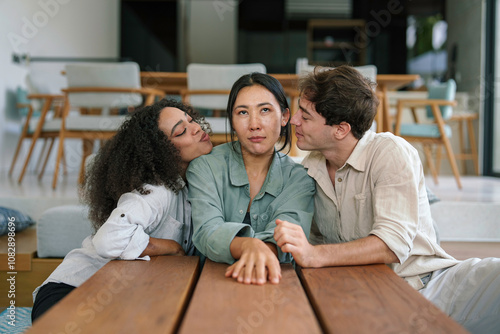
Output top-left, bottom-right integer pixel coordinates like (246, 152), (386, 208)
(27, 256), (200, 334)
(141, 72), (420, 96)
(178, 259), (321, 334)
(140, 72), (300, 94)
(376, 74), (421, 91)
(299, 264), (468, 334)
(27, 257), (468, 334)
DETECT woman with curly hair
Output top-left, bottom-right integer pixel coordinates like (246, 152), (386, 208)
(31, 99), (213, 321)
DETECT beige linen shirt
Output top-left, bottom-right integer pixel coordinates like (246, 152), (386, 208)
(303, 131), (459, 290)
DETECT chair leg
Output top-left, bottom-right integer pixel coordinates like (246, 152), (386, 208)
(52, 132), (65, 189)
(436, 145), (442, 174)
(18, 136), (41, 184)
(423, 144), (439, 185)
(9, 135), (26, 177)
(466, 118), (479, 175)
(457, 119), (467, 173)
(78, 139), (94, 185)
(35, 139), (49, 172)
(38, 138), (55, 180)
(18, 97), (53, 184)
(442, 136), (462, 189)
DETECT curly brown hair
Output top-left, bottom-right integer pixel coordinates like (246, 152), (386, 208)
(82, 98), (210, 232)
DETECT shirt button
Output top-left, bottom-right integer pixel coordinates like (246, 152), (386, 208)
(239, 210), (244, 214)
(337, 178), (342, 182)
(184, 240), (187, 244)
(253, 214), (258, 219)
(120, 214), (125, 217)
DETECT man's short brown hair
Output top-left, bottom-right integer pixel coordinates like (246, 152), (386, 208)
(299, 65), (379, 139)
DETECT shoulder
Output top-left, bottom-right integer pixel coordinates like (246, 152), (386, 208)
(188, 142), (233, 170)
(275, 153), (314, 186)
(118, 184), (179, 208)
(369, 132), (419, 162)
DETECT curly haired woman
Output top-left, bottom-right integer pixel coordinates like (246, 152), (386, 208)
(31, 99), (213, 321)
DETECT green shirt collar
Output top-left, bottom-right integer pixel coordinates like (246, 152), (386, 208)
(228, 141), (284, 198)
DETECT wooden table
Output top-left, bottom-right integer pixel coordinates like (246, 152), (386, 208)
(28, 257), (468, 333)
(376, 74), (421, 132)
(27, 256), (200, 334)
(178, 260), (321, 334)
(140, 72), (299, 95)
(299, 264), (468, 333)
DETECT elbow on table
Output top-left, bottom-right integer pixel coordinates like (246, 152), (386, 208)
(93, 238), (123, 259)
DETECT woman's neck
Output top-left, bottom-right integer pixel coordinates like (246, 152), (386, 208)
(241, 150), (273, 178)
(241, 150), (274, 208)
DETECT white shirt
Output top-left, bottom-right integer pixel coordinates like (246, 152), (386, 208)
(303, 131), (459, 289)
(34, 184), (193, 298)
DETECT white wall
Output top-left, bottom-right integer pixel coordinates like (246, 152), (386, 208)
(185, 0), (238, 65)
(0, 0), (119, 172)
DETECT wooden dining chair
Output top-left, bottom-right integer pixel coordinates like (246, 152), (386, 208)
(51, 62), (165, 189)
(394, 79), (462, 189)
(9, 88), (66, 184)
(181, 63), (266, 145)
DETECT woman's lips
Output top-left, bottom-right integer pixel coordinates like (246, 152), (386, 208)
(201, 133), (210, 142)
(249, 136), (265, 143)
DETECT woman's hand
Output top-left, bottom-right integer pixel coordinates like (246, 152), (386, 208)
(140, 237), (185, 257)
(225, 237), (281, 285)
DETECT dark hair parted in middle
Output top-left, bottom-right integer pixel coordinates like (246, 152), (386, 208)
(299, 65), (379, 139)
(226, 72), (291, 152)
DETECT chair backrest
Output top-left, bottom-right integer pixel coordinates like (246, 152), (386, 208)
(187, 63), (266, 110)
(426, 79), (456, 120)
(295, 60), (377, 83)
(353, 65), (377, 84)
(64, 62), (143, 109)
(16, 87), (31, 116)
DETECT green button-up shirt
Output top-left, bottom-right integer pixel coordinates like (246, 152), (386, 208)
(186, 142), (316, 264)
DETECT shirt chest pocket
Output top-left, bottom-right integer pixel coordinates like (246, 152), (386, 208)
(353, 192), (374, 237)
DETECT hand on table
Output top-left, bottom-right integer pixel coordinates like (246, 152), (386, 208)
(225, 237), (281, 285)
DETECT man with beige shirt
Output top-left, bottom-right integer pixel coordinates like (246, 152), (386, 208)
(274, 65), (499, 333)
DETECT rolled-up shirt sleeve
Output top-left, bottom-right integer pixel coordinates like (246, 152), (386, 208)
(92, 189), (162, 260)
(369, 147), (420, 264)
(188, 158), (253, 264)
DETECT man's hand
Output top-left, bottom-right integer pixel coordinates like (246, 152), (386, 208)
(225, 237), (281, 285)
(274, 219), (318, 267)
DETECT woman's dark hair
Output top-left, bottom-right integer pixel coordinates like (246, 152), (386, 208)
(226, 72), (291, 153)
(82, 98), (210, 232)
(299, 65), (379, 139)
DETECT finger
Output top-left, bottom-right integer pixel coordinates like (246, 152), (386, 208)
(251, 267), (257, 284)
(267, 261), (281, 284)
(231, 260), (246, 279)
(242, 262), (254, 284)
(255, 261), (266, 285)
(225, 264), (235, 277)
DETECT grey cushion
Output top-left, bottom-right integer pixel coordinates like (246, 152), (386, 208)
(37, 205), (93, 258)
(0, 206), (35, 235)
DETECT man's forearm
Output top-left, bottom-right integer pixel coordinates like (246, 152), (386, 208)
(312, 235), (399, 267)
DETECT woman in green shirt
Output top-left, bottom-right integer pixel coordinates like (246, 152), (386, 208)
(186, 73), (315, 285)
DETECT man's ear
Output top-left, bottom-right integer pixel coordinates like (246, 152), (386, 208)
(333, 122), (351, 140)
